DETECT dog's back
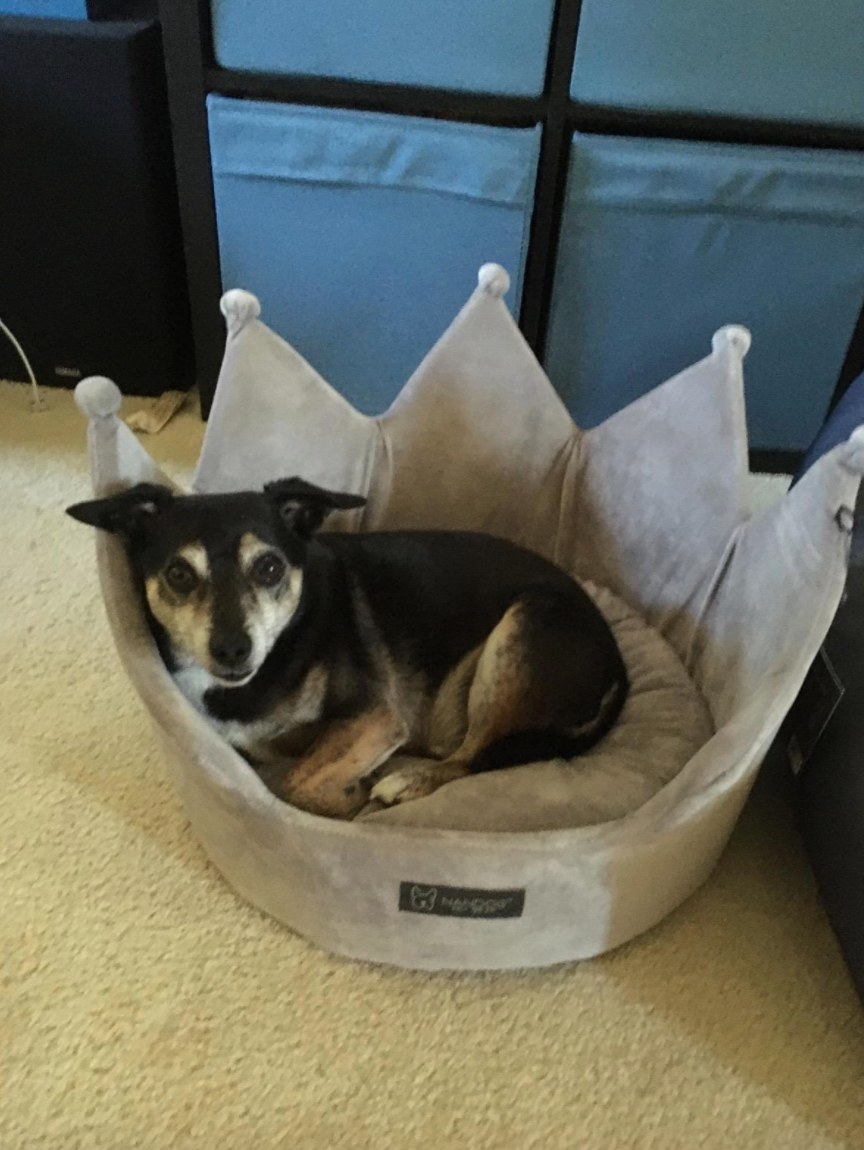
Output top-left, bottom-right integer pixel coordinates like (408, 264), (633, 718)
(323, 529), (624, 691)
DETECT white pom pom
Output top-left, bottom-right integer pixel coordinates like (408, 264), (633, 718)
(712, 325), (751, 358)
(220, 289), (261, 334)
(477, 264), (510, 298)
(74, 376), (122, 419)
(839, 425), (864, 476)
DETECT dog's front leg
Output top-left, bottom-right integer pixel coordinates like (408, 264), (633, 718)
(280, 707), (408, 819)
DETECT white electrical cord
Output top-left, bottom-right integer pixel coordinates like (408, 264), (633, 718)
(0, 313), (47, 412)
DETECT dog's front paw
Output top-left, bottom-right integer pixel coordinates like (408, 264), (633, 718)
(369, 760), (453, 807)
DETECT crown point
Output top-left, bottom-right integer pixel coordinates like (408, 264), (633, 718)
(839, 425), (864, 476)
(478, 263), (510, 298)
(74, 376), (122, 419)
(712, 325), (751, 358)
(220, 289), (261, 334)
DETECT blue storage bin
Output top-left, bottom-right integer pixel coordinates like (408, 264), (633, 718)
(0, 1), (87, 14)
(207, 96), (540, 414)
(544, 134), (864, 452)
(210, 0), (555, 97)
(0, 1), (138, 17)
(571, 0), (864, 128)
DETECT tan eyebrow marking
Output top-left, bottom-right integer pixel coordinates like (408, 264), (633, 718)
(238, 532), (275, 572)
(176, 543), (209, 579)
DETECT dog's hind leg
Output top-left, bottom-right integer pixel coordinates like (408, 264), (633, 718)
(370, 591), (625, 809)
(369, 603), (528, 807)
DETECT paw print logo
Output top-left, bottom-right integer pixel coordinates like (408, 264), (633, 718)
(410, 885), (438, 912)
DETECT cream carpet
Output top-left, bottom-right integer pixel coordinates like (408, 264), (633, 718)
(2, 379), (863, 1150)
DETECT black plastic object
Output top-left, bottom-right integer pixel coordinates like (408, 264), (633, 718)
(790, 369), (864, 1003)
(0, 16), (191, 395)
(793, 563), (864, 1004)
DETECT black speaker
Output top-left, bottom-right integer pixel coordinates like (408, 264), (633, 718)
(0, 16), (192, 395)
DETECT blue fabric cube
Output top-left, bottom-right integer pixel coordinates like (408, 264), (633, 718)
(571, 0), (864, 127)
(207, 96), (541, 414)
(0, 0), (88, 15)
(545, 134), (864, 451)
(211, 0), (556, 97)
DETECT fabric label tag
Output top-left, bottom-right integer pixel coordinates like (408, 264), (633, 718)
(786, 647), (845, 776)
(399, 882), (525, 919)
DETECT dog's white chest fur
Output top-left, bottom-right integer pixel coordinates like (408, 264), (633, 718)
(172, 661), (328, 759)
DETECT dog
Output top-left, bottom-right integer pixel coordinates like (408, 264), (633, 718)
(67, 477), (629, 819)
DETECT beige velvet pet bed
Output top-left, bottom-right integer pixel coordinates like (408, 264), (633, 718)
(75, 264), (863, 971)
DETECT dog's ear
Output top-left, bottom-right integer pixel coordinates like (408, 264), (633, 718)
(66, 483), (175, 535)
(264, 476), (366, 538)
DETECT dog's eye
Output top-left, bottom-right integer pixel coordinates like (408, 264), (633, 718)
(163, 559), (198, 594)
(251, 552), (286, 587)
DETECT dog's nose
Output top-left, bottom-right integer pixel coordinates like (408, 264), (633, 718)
(210, 632), (252, 670)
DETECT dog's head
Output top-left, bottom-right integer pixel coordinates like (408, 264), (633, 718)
(66, 477), (365, 686)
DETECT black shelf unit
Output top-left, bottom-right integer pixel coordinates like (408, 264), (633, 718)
(158, 0), (864, 473)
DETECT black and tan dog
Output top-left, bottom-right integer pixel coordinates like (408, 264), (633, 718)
(67, 478), (628, 819)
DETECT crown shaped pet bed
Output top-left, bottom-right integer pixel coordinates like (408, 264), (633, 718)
(76, 264), (864, 971)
